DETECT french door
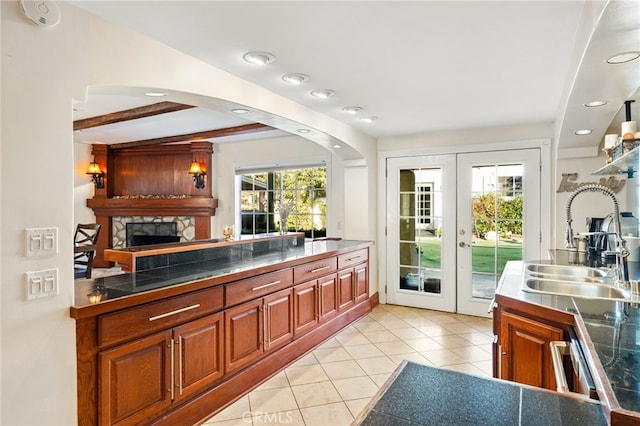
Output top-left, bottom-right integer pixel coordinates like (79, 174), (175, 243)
(385, 149), (541, 316)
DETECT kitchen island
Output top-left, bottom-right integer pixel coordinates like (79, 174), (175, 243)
(494, 252), (640, 425)
(70, 235), (374, 426)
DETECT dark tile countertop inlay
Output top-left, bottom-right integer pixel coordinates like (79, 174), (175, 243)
(356, 362), (606, 426)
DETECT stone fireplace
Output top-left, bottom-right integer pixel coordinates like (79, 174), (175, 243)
(113, 216), (196, 248)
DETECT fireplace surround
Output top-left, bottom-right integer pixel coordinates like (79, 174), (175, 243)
(122, 219), (186, 247)
(85, 142), (218, 267)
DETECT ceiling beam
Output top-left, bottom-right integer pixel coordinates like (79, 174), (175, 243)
(109, 123), (274, 150)
(73, 101), (196, 131)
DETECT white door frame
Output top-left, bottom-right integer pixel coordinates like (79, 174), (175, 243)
(377, 139), (551, 309)
(385, 154), (457, 311)
(456, 149), (542, 317)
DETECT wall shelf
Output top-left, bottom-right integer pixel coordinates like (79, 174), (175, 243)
(592, 146), (639, 177)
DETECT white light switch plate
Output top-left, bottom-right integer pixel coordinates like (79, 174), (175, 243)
(25, 227), (58, 257)
(25, 268), (58, 300)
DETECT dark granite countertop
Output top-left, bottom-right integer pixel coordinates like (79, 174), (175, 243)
(496, 254), (640, 415)
(72, 239), (372, 311)
(355, 361), (606, 426)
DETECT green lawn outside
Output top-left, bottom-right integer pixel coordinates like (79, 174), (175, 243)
(416, 238), (522, 274)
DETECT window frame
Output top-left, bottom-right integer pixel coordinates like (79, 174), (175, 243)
(234, 162), (329, 239)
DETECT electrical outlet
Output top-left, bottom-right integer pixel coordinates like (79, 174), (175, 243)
(25, 227), (58, 257)
(25, 268), (58, 300)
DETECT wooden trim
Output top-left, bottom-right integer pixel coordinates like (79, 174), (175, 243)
(87, 197), (218, 217)
(109, 123), (272, 149)
(76, 317), (99, 426)
(74, 102), (196, 131)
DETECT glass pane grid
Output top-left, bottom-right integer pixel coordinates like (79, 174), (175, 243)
(470, 163), (524, 300)
(239, 167), (327, 238)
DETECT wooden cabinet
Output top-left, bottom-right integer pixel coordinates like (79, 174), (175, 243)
(337, 269), (356, 312)
(319, 273), (338, 322)
(499, 311), (562, 390)
(495, 302), (567, 391)
(293, 272), (340, 337)
(173, 314), (225, 401)
(73, 244), (372, 426)
(336, 249), (369, 312)
(224, 299), (263, 374)
(264, 289), (294, 351)
(293, 280), (319, 336)
(99, 313), (223, 425)
(354, 263), (369, 303)
(225, 289), (294, 374)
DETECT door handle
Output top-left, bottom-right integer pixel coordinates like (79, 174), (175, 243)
(458, 242), (469, 248)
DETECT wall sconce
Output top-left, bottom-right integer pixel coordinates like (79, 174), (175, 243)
(188, 161), (206, 189)
(86, 161), (105, 189)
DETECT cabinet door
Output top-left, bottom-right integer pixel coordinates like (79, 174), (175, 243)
(173, 313), (224, 402)
(99, 330), (172, 425)
(319, 273), (338, 322)
(337, 269), (356, 312)
(294, 280), (319, 337)
(225, 299), (263, 374)
(264, 288), (294, 351)
(500, 311), (563, 390)
(354, 263), (369, 303)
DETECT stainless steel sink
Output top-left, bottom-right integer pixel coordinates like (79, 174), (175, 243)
(523, 278), (631, 301)
(525, 264), (610, 281)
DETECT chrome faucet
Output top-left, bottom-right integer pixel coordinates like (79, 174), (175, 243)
(565, 184), (630, 283)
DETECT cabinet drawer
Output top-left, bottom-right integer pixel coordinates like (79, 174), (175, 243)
(226, 268), (293, 306)
(294, 257), (338, 283)
(98, 286), (223, 348)
(338, 249), (368, 270)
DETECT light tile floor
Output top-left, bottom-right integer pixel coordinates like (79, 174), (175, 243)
(203, 304), (494, 426)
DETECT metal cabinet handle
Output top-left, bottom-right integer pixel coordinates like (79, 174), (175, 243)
(169, 339), (175, 400)
(550, 341), (570, 393)
(487, 298), (497, 314)
(318, 283), (323, 319)
(252, 280), (281, 291)
(498, 344), (504, 379)
(345, 255), (361, 262)
(178, 336), (183, 396)
(310, 265), (330, 273)
(149, 304), (200, 321)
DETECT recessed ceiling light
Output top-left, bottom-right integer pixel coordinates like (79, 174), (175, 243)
(359, 116), (379, 123)
(144, 91), (167, 97)
(310, 89), (335, 99)
(243, 51), (275, 65)
(606, 51), (640, 64)
(341, 106), (362, 114)
(282, 73), (309, 85)
(231, 108), (250, 114)
(297, 129), (310, 133)
(332, 144), (342, 149)
(584, 100), (607, 107)
(574, 129), (592, 135)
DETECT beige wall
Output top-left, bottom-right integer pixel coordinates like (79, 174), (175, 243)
(2, 2), (375, 424)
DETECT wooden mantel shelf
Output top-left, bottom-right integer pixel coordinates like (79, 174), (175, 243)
(86, 196), (218, 217)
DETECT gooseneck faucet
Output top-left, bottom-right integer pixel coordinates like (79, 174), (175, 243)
(565, 184), (630, 282)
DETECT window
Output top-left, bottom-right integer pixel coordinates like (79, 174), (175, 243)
(238, 166), (327, 239)
(416, 183), (433, 227)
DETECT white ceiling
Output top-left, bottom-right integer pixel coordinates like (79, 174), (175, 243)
(70, 1), (640, 153)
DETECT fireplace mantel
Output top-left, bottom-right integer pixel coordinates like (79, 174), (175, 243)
(87, 197), (218, 217)
(86, 142), (218, 268)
